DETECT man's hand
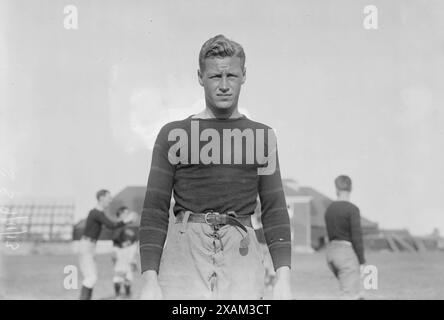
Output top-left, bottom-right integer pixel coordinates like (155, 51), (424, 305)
(122, 211), (137, 224)
(272, 266), (292, 300)
(139, 270), (163, 300)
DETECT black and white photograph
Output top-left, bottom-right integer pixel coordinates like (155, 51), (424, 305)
(1, 0), (444, 304)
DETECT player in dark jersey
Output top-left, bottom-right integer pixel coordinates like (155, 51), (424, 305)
(78, 189), (134, 300)
(111, 206), (138, 299)
(139, 35), (292, 300)
(324, 175), (366, 299)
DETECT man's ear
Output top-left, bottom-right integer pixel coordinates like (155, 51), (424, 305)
(198, 69), (204, 87)
(241, 67), (246, 84)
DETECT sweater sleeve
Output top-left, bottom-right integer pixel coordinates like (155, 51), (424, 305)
(139, 125), (175, 274)
(258, 138), (292, 270)
(350, 208), (366, 264)
(95, 211), (125, 229)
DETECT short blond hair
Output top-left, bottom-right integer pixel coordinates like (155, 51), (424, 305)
(199, 34), (245, 71)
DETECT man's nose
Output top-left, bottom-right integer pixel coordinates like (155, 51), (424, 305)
(219, 77), (229, 93)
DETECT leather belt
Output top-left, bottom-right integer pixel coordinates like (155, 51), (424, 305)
(176, 211), (252, 233)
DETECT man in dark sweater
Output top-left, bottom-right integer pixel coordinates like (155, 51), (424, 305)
(324, 175), (365, 299)
(78, 190), (134, 300)
(139, 35), (291, 299)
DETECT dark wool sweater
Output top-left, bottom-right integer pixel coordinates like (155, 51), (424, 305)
(325, 201), (366, 264)
(83, 209), (125, 241)
(139, 116), (291, 273)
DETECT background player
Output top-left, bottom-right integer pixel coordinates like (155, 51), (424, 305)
(324, 175), (366, 299)
(78, 189), (134, 300)
(111, 206), (139, 299)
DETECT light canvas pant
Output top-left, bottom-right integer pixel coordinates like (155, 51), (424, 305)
(78, 238), (98, 288)
(158, 220), (266, 300)
(326, 240), (362, 300)
(113, 243), (138, 284)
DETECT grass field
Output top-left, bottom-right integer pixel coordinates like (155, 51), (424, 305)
(1, 251), (444, 299)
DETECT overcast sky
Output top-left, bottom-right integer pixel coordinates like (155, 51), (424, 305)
(1, 0), (443, 235)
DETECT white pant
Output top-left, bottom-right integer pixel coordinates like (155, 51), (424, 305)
(113, 243), (138, 284)
(326, 240), (362, 299)
(78, 239), (98, 288)
(158, 223), (265, 299)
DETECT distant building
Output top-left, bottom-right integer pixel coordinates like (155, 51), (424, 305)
(72, 180), (379, 252)
(280, 179), (379, 251)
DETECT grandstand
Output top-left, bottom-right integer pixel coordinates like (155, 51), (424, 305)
(0, 199), (75, 243)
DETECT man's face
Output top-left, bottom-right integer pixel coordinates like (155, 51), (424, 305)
(198, 56), (246, 112)
(100, 193), (113, 208)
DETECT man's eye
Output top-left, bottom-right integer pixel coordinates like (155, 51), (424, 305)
(210, 75), (221, 79)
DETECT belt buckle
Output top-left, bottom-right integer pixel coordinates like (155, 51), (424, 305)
(204, 212), (212, 225)
(204, 211), (218, 225)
